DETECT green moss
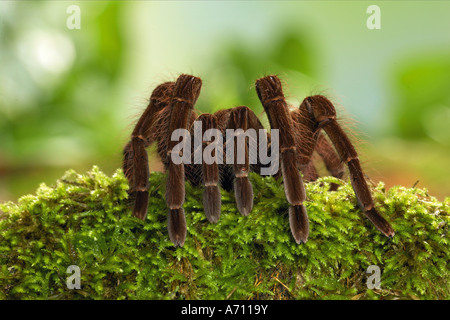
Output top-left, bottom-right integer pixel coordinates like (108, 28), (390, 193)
(0, 166), (448, 300)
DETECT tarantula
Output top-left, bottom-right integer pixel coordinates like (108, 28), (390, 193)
(123, 74), (394, 247)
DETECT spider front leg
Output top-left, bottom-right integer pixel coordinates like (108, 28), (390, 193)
(255, 76), (309, 244)
(300, 95), (395, 237)
(165, 74), (202, 247)
(123, 82), (175, 220)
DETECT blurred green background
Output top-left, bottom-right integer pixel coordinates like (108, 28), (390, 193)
(1, 1), (449, 203)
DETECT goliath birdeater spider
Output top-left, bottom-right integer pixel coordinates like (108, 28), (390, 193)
(123, 74), (395, 247)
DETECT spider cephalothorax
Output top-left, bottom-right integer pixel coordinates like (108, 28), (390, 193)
(123, 74), (395, 247)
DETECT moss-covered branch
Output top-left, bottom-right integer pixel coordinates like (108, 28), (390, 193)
(0, 166), (449, 300)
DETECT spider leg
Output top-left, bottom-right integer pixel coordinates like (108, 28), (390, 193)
(123, 82), (175, 220)
(315, 133), (345, 190)
(301, 160), (319, 181)
(165, 74), (202, 247)
(290, 106), (344, 182)
(196, 113), (222, 223)
(225, 106), (264, 216)
(212, 109), (235, 192)
(315, 133), (345, 179)
(300, 95), (395, 237)
(293, 119), (342, 186)
(255, 76), (309, 244)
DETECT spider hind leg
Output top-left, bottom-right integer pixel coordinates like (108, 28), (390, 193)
(301, 95), (395, 237)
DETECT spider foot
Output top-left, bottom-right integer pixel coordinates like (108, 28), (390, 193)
(289, 205), (309, 244)
(364, 207), (395, 238)
(167, 208), (187, 247)
(203, 185), (221, 223)
(234, 177), (254, 216)
(133, 191), (149, 220)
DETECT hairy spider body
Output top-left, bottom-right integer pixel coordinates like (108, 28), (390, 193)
(123, 74), (394, 247)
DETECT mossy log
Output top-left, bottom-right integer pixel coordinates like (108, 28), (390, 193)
(0, 166), (448, 300)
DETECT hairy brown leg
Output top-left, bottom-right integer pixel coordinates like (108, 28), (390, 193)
(290, 107), (318, 183)
(301, 95), (395, 237)
(165, 74), (202, 247)
(255, 76), (309, 244)
(196, 113), (222, 223)
(212, 109), (235, 192)
(123, 82), (175, 220)
(291, 103), (344, 188)
(315, 133), (345, 178)
(301, 160), (319, 181)
(225, 106), (263, 216)
(315, 133), (345, 190)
